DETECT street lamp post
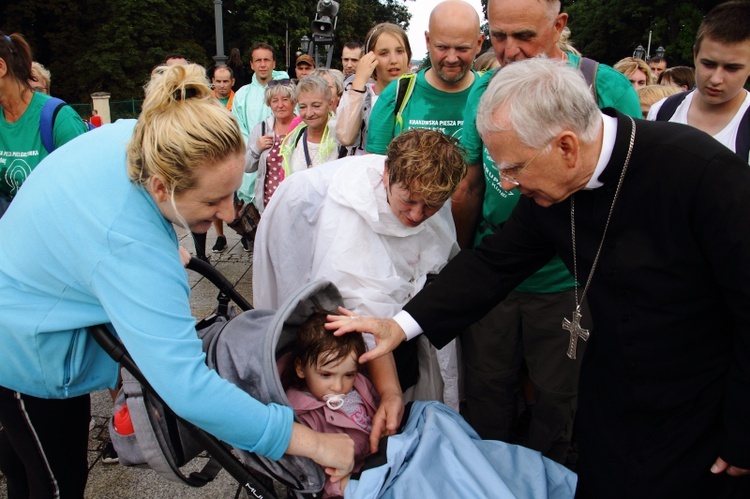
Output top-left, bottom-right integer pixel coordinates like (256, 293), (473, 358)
(213, 0), (227, 66)
(633, 31), (666, 62)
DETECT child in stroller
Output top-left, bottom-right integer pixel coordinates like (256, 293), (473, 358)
(201, 279), (577, 498)
(284, 310), (380, 497)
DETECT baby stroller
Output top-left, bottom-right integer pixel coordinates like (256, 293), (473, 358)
(92, 259), (577, 498)
(91, 257), (325, 498)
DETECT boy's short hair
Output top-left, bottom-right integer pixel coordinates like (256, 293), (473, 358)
(293, 310), (366, 373)
(385, 129), (467, 208)
(695, 1), (750, 53)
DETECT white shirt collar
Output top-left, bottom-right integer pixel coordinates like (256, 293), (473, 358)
(584, 113), (618, 189)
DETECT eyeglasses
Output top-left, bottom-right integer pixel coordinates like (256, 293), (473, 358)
(498, 143), (549, 186)
(267, 79), (293, 88)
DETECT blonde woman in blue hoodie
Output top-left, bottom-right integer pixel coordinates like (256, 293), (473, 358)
(0, 63), (352, 498)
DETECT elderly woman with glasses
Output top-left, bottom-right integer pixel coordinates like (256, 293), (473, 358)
(0, 32), (87, 218)
(245, 78), (298, 214)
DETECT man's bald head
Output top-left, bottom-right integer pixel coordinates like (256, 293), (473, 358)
(426, 0), (484, 87)
(429, 0), (481, 31)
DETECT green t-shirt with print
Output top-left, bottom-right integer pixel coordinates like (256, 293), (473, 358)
(0, 92), (88, 198)
(366, 68), (480, 154)
(461, 55), (641, 294)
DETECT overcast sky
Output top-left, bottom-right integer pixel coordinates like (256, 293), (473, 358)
(405, 0), (486, 61)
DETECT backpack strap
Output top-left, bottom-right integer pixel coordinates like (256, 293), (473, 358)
(40, 97), (66, 154)
(394, 73), (417, 135)
(735, 104), (750, 161)
(577, 57), (599, 103)
(301, 128), (312, 168)
(655, 90), (692, 121)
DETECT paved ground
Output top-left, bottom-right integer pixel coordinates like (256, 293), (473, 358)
(0, 225), (275, 498)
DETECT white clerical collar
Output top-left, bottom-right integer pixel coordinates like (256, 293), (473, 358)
(584, 113), (618, 189)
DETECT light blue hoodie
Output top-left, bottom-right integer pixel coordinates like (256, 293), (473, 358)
(0, 120), (293, 459)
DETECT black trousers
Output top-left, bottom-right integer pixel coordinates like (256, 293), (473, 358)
(0, 386), (90, 498)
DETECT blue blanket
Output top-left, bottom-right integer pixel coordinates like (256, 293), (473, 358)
(346, 401), (577, 498)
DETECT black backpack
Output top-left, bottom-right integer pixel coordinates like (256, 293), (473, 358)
(655, 90), (750, 161)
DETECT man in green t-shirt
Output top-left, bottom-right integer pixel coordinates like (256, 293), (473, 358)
(455, 0), (641, 463)
(365, 0), (484, 154)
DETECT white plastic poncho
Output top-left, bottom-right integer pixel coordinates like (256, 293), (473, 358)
(253, 155), (461, 408)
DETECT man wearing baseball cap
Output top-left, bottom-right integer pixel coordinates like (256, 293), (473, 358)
(295, 54), (316, 80)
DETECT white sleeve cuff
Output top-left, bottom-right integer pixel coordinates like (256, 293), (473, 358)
(393, 310), (423, 341)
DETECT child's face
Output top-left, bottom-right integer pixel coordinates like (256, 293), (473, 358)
(296, 351), (358, 401)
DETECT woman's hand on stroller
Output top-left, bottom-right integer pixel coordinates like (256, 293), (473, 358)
(179, 247), (192, 266)
(326, 307), (406, 363)
(287, 423), (354, 480)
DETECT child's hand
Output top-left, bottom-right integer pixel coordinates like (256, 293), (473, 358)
(370, 391), (403, 453)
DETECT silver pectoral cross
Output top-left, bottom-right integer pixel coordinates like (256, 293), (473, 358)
(562, 309), (590, 360)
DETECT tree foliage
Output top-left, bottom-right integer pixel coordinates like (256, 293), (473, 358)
(478, 0), (723, 66)
(566, 0), (724, 66)
(0, 0), (410, 103)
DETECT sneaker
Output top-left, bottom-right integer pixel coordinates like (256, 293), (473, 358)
(101, 440), (119, 464)
(211, 236), (227, 253)
(241, 237), (251, 252)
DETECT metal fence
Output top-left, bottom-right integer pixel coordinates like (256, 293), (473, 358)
(70, 99), (143, 122)
(70, 103), (93, 119)
(109, 99), (143, 120)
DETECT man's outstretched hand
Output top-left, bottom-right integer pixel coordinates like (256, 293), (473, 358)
(325, 307), (407, 363)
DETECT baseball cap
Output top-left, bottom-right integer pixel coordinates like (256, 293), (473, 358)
(296, 54), (315, 67)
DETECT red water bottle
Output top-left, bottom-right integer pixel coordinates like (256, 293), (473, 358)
(114, 405), (134, 435)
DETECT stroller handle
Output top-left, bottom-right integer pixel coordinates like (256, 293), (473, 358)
(89, 324), (142, 379)
(186, 256), (253, 312)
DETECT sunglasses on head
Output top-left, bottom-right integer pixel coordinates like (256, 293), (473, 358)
(267, 79), (293, 88)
